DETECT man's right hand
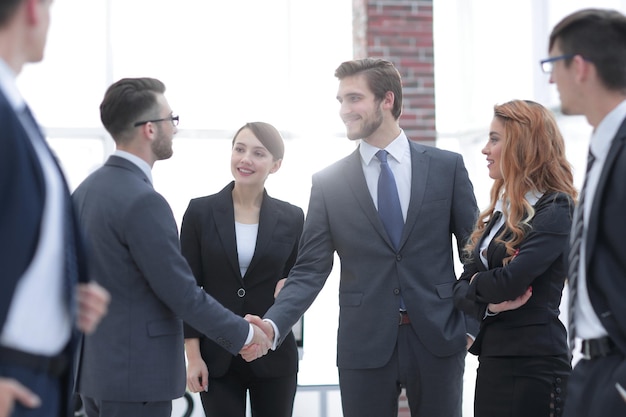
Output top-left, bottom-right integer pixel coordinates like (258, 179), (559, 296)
(239, 317), (273, 362)
(245, 314), (275, 342)
(0, 378), (41, 417)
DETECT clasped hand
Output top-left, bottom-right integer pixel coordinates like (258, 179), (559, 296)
(487, 286), (533, 313)
(239, 314), (275, 362)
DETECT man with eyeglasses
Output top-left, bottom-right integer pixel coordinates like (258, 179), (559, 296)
(71, 77), (272, 417)
(543, 8), (626, 417)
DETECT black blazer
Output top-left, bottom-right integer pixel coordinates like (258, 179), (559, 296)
(1, 90), (47, 326)
(454, 192), (573, 357)
(181, 182), (304, 378)
(584, 116), (626, 357)
(0, 89), (87, 416)
(0, 88), (88, 328)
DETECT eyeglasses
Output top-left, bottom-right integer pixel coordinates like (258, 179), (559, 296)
(133, 114), (179, 127)
(539, 54), (575, 74)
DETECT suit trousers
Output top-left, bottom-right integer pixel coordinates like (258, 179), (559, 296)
(81, 396), (172, 417)
(475, 355), (569, 417)
(0, 362), (62, 417)
(338, 324), (465, 417)
(563, 351), (626, 417)
(198, 355), (297, 417)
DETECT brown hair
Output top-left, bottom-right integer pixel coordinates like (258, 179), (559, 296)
(465, 100), (577, 263)
(334, 58), (403, 120)
(100, 77), (166, 143)
(0, 0), (22, 27)
(232, 122), (284, 160)
(549, 8), (626, 91)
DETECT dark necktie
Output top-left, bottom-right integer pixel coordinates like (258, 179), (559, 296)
(376, 150), (404, 249)
(376, 150), (406, 310)
(18, 105), (78, 316)
(567, 150), (596, 351)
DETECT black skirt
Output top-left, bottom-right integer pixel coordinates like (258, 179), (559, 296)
(474, 354), (570, 417)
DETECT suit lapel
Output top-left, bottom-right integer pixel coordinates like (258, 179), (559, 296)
(586, 118), (626, 265)
(472, 212), (505, 272)
(213, 185), (242, 280)
(342, 148), (393, 247)
(402, 142), (429, 249)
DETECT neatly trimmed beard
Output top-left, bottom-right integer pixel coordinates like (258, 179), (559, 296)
(346, 104), (384, 141)
(152, 127), (173, 160)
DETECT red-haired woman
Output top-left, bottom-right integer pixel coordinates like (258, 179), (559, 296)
(454, 100), (577, 417)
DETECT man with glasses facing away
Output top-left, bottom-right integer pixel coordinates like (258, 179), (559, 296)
(541, 8), (626, 417)
(71, 77), (272, 417)
(0, 1), (111, 416)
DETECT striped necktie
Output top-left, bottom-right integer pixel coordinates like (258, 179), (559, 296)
(567, 150), (596, 352)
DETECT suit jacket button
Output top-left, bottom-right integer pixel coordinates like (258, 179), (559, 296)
(393, 288), (400, 295)
(396, 254), (402, 261)
(237, 288), (246, 298)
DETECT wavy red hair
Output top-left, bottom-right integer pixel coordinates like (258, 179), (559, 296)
(465, 100), (577, 264)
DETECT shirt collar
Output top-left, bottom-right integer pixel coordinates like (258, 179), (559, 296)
(359, 129), (410, 165)
(495, 190), (543, 213)
(0, 58), (26, 111)
(590, 99), (626, 161)
(113, 150), (153, 184)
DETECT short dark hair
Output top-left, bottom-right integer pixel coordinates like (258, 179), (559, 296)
(100, 77), (166, 140)
(334, 58), (403, 120)
(232, 122), (285, 160)
(0, 0), (23, 27)
(549, 8), (626, 91)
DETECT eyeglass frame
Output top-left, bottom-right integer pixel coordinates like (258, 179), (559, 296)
(539, 54), (579, 74)
(133, 114), (179, 127)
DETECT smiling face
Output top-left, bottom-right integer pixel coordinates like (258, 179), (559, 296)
(336, 74), (385, 141)
(231, 128), (281, 187)
(483, 116), (504, 180)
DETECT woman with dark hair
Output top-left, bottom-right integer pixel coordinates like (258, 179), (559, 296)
(180, 122), (303, 417)
(454, 100), (577, 417)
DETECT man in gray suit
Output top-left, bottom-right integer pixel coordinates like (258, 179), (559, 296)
(251, 58), (478, 417)
(72, 78), (271, 417)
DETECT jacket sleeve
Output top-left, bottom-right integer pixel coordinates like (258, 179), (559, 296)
(180, 199), (206, 339)
(466, 193), (573, 304)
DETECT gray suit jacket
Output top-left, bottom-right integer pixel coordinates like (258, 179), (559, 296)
(265, 140), (478, 369)
(72, 156), (250, 402)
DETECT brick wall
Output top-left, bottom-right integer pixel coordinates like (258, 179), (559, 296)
(353, 0), (435, 144)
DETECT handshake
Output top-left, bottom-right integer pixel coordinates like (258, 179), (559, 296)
(239, 314), (276, 362)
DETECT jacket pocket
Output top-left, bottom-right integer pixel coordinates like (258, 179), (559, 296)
(339, 292), (363, 307)
(435, 282), (454, 299)
(147, 319), (182, 337)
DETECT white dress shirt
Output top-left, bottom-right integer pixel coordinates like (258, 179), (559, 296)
(575, 99), (626, 339)
(235, 222), (259, 277)
(359, 130), (412, 221)
(0, 58), (70, 355)
(479, 191), (542, 268)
